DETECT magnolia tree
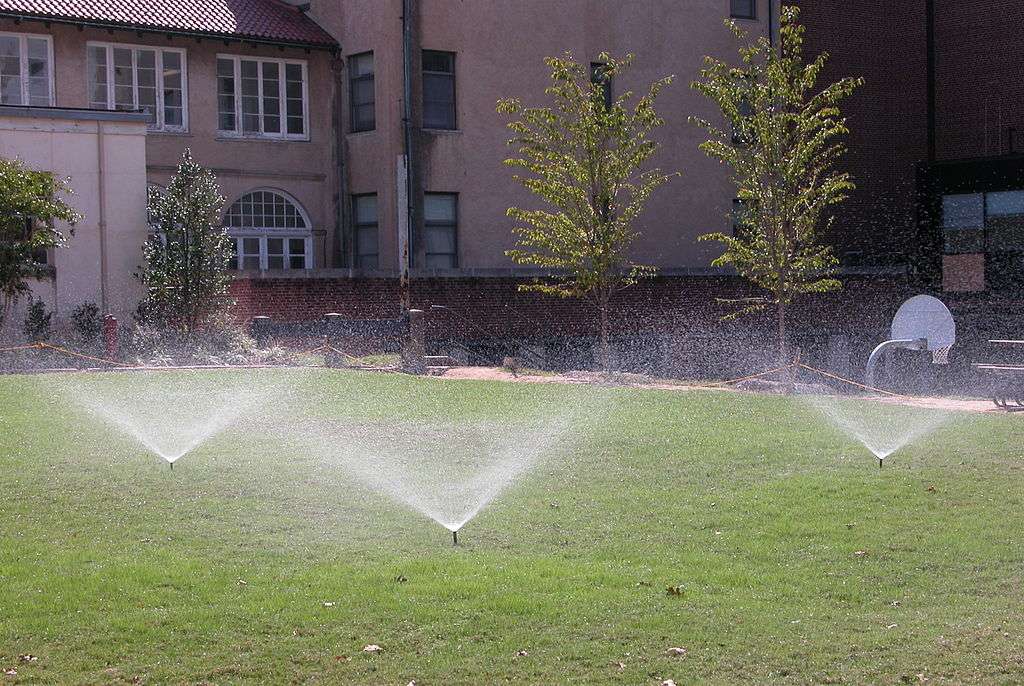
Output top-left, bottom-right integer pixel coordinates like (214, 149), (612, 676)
(691, 6), (862, 366)
(136, 150), (234, 331)
(0, 157), (80, 328)
(498, 53), (675, 369)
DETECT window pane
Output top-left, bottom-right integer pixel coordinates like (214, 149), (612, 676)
(424, 194), (456, 222)
(354, 194), (377, 223)
(730, 0), (755, 18)
(351, 52), (373, 77)
(241, 60), (260, 133)
(217, 58), (236, 131)
(423, 72), (455, 129)
(113, 48), (134, 110)
(26, 38), (49, 106)
(0, 36), (22, 105)
(285, 63), (305, 135)
(136, 49), (157, 124)
(289, 238), (306, 255)
(162, 51), (183, 128)
(426, 225), (456, 253)
(425, 253), (456, 269)
(423, 50), (453, 74)
(987, 190), (1024, 217)
(942, 194), (984, 229)
(88, 46), (108, 108)
(261, 61), (281, 133)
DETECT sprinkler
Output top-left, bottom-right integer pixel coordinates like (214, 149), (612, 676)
(452, 529), (459, 546)
(878, 458), (883, 469)
(170, 462), (174, 471)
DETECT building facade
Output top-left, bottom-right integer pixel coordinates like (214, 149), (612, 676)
(0, 0), (339, 330)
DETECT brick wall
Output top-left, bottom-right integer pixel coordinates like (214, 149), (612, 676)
(933, 1), (1024, 160)
(799, 0), (928, 266)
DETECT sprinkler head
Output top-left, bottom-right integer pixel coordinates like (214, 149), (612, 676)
(878, 458), (883, 469)
(452, 529), (459, 546)
(170, 461), (174, 471)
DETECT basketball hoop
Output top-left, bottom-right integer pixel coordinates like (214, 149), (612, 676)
(933, 344), (953, 365)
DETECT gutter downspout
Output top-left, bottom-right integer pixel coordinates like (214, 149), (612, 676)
(400, 0), (414, 313)
(925, 0), (936, 163)
(96, 121), (109, 313)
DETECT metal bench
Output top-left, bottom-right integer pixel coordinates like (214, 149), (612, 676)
(973, 340), (1024, 410)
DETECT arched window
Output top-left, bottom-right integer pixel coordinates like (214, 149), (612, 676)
(223, 189), (312, 270)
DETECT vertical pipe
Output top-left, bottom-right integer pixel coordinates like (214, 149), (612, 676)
(96, 122), (109, 313)
(400, 0), (415, 313)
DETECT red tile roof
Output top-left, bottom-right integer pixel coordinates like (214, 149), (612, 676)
(0, 0), (337, 48)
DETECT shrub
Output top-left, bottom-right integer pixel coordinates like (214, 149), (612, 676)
(70, 302), (102, 345)
(22, 298), (52, 341)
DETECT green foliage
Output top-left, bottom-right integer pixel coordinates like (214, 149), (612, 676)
(70, 301), (102, 345)
(22, 297), (52, 341)
(498, 53), (675, 366)
(0, 157), (81, 326)
(135, 150), (233, 331)
(690, 7), (863, 362)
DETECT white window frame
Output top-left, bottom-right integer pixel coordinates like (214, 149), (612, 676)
(230, 233), (313, 271)
(216, 54), (310, 141)
(86, 41), (188, 133)
(224, 189), (314, 270)
(0, 31), (55, 106)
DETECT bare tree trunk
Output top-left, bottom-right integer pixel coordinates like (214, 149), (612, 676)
(777, 300), (787, 367)
(598, 295), (610, 373)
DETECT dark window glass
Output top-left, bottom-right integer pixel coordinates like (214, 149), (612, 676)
(353, 194), (379, 269)
(424, 193), (457, 268)
(730, 0), (756, 19)
(423, 50), (456, 130)
(349, 52), (375, 132)
(590, 62), (612, 110)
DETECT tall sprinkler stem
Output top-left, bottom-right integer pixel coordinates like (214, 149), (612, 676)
(878, 458), (883, 469)
(170, 461), (174, 471)
(452, 529), (458, 546)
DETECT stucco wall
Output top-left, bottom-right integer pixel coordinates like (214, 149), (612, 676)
(0, 111), (148, 334)
(0, 19), (340, 268)
(312, 0), (775, 274)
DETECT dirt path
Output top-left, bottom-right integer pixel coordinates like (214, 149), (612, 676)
(439, 366), (1004, 414)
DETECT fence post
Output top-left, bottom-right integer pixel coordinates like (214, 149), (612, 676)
(402, 309), (426, 374)
(103, 314), (118, 359)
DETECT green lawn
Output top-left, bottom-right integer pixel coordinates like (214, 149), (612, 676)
(1, 369), (1022, 685)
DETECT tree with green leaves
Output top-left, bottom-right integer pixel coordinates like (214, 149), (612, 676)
(136, 150), (233, 331)
(0, 157), (80, 328)
(498, 53), (675, 369)
(691, 6), (862, 366)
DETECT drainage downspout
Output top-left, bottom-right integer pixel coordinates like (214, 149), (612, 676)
(767, 0), (774, 47)
(400, 0), (414, 313)
(96, 121), (109, 313)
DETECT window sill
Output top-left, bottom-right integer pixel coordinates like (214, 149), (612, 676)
(148, 130), (192, 138)
(729, 15), (758, 21)
(422, 128), (461, 135)
(215, 134), (312, 144)
(347, 129), (377, 137)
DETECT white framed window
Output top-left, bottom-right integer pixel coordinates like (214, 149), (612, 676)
(87, 42), (187, 132)
(224, 189), (313, 270)
(0, 32), (54, 106)
(217, 54), (309, 140)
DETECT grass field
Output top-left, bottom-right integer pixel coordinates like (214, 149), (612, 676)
(1, 369), (1022, 685)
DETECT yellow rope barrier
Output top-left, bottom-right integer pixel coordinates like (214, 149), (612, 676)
(796, 363), (909, 398)
(37, 343), (134, 368)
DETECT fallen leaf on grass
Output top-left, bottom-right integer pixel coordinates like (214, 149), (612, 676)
(395, 575), (408, 583)
(3, 668), (16, 677)
(666, 585), (685, 597)
(611, 661), (625, 670)
(236, 579), (248, 586)
(362, 644), (382, 654)
(17, 655), (37, 663)
(925, 485), (936, 493)
(665, 647), (688, 658)
(661, 680), (677, 686)
(853, 550), (868, 558)
(322, 602), (335, 607)
(334, 655), (350, 663)
(515, 650), (528, 657)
